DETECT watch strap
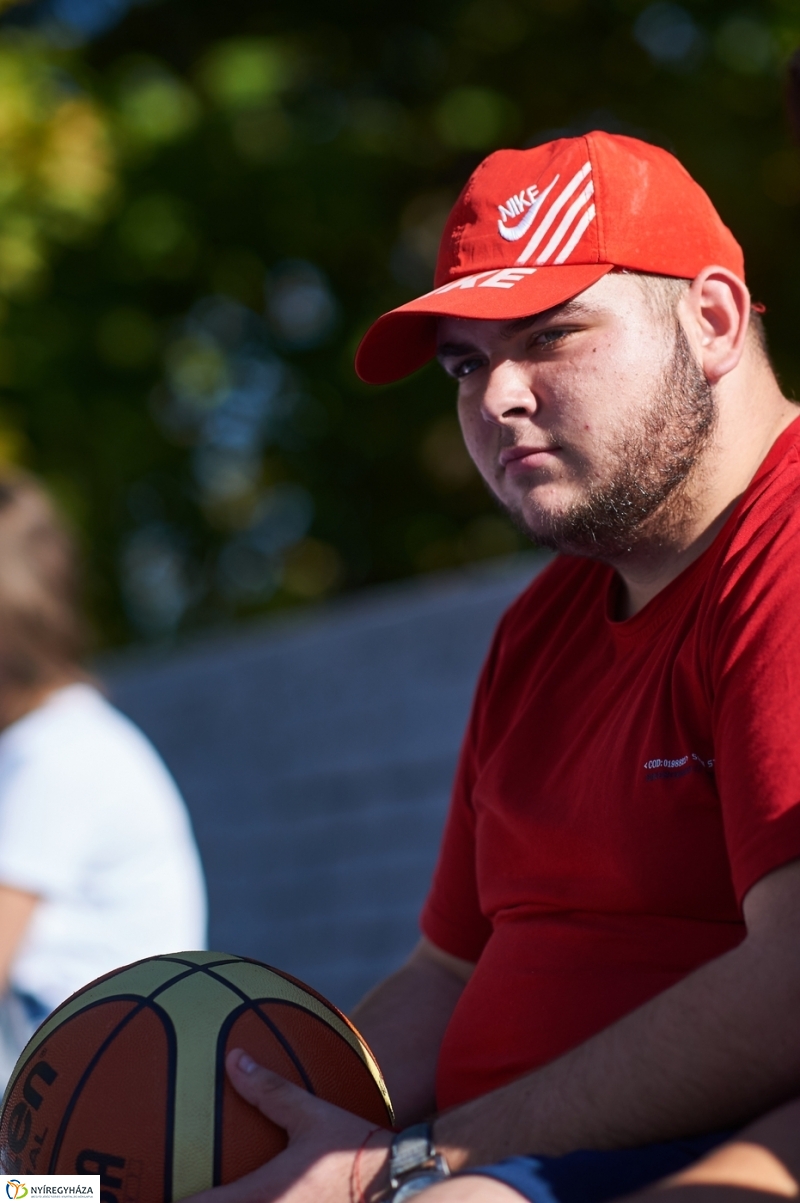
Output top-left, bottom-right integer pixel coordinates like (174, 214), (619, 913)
(389, 1123), (435, 1185)
(388, 1123), (450, 1201)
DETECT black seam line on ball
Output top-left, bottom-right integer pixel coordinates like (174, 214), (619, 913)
(212, 1000), (309, 1186)
(200, 967), (316, 1094)
(154, 959), (319, 1087)
(149, 957), (242, 975)
(198, 962), (356, 1093)
(47, 995), (177, 1202)
(146, 958), (244, 999)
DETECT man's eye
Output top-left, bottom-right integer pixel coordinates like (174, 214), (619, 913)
(532, 328), (569, 348)
(450, 357), (484, 379)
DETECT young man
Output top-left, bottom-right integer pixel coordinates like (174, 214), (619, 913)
(197, 133), (800, 1202)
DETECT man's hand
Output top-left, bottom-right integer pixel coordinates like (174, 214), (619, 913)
(189, 1049), (392, 1203)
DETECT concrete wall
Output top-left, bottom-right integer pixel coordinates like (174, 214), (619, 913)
(105, 555), (548, 1012)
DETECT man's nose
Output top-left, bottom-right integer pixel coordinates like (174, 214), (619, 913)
(480, 361), (537, 426)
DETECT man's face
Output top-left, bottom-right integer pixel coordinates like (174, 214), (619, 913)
(436, 273), (716, 560)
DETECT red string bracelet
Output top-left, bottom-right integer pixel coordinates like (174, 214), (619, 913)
(351, 1125), (384, 1203)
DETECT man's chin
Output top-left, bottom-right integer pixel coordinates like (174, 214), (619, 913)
(502, 503), (627, 560)
(500, 504), (574, 551)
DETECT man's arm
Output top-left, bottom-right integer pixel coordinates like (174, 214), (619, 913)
(350, 936), (473, 1127)
(435, 857), (800, 1167)
(0, 883), (38, 988)
(409, 1096), (800, 1203)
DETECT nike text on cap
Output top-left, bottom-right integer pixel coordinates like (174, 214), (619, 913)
(354, 131), (745, 386)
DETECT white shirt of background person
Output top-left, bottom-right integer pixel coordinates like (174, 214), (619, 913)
(0, 469), (207, 1087)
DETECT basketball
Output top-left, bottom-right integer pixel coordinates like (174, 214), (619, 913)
(0, 951), (394, 1201)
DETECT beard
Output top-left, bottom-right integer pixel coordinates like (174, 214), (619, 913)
(502, 322), (717, 560)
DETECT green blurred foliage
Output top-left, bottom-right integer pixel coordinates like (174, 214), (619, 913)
(0, 0), (798, 645)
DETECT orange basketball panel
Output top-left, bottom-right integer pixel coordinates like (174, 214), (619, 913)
(216, 1001), (390, 1186)
(53, 1001), (173, 1202)
(0, 1000), (143, 1178)
(215, 1004), (317, 1184)
(256, 1002), (391, 1125)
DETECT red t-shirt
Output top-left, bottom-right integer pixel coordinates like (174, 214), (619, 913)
(421, 416), (800, 1111)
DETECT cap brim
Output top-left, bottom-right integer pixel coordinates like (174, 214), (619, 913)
(355, 263), (613, 385)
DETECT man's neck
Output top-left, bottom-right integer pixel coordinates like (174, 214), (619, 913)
(612, 396), (799, 619)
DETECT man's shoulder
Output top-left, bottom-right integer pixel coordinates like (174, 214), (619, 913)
(725, 415), (800, 553)
(689, 416), (800, 630)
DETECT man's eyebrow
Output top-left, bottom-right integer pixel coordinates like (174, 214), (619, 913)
(436, 341), (478, 360)
(435, 298), (596, 360)
(499, 298), (594, 338)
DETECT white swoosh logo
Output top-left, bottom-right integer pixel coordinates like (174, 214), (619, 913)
(497, 176), (558, 242)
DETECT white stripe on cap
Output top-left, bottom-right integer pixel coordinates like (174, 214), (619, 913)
(554, 203), (596, 264)
(515, 161), (592, 265)
(536, 180), (595, 264)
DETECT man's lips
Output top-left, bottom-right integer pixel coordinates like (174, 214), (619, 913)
(499, 445), (560, 472)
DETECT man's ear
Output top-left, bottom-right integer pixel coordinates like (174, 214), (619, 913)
(681, 266), (750, 384)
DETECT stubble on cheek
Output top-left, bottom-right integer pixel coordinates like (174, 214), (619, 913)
(490, 322), (717, 560)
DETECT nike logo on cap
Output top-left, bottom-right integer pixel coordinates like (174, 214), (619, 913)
(497, 176), (558, 242)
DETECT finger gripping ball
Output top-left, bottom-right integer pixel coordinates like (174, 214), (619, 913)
(0, 951), (393, 1201)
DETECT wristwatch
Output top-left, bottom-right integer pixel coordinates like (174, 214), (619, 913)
(388, 1122), (451, 1201)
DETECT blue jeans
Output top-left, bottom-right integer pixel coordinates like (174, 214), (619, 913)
(0, 989), (50, 1091)
(467, 1132), (732, 1203)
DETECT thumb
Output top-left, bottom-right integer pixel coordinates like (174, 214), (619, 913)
(226, 1049), (322, 1135)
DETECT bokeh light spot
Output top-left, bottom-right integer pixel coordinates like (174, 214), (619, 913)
(715, 16), (774, 76)
(282, 537), (343, 599)
(265, 260), (338, 349)
(633, 3), (703, 66)
(434, 86), (516, 149)
(118, 192), (193, 263)
(120, 522), (197, 637)
(116, 62), (201, 147)
(198, 38), (296, 111)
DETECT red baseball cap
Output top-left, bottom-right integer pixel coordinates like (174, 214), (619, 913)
(355, 131), (744, 385)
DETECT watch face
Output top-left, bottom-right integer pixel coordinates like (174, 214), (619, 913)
(393, 1173), (448, 1202)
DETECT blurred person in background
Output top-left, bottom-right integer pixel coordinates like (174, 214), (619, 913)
(0, 468), (206, 1087)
